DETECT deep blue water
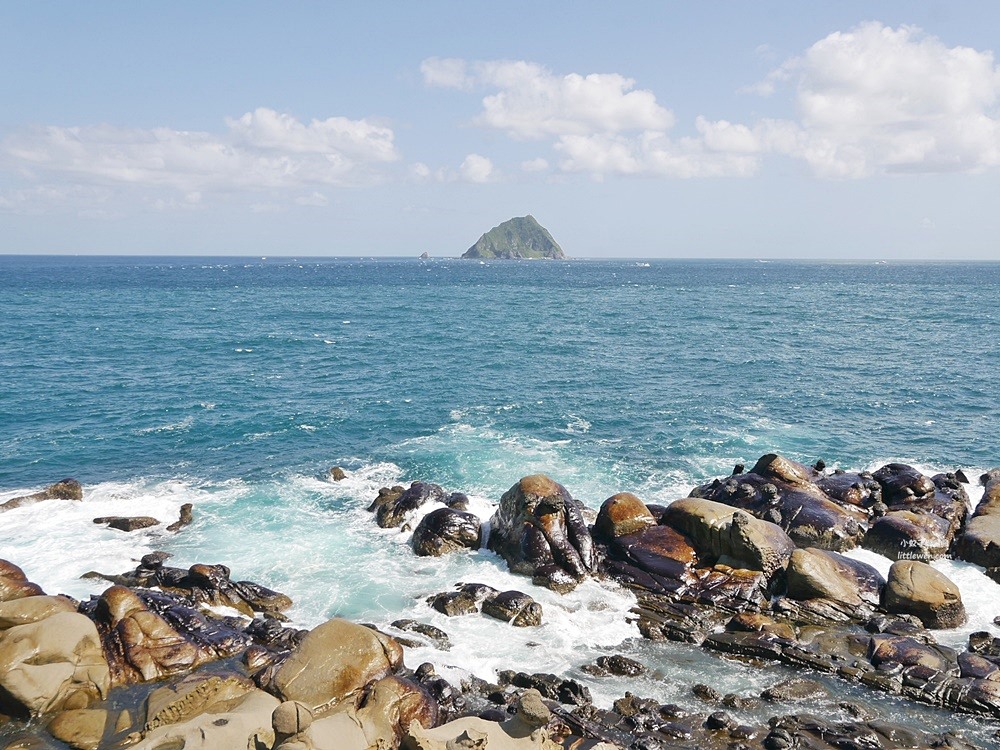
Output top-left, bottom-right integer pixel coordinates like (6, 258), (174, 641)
(2, 256), (998, 490)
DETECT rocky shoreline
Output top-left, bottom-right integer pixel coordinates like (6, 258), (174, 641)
(1, 454), (999, 748)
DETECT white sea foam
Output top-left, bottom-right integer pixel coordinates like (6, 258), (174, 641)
(0, 479), (215, 601)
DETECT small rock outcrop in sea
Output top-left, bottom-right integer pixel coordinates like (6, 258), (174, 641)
(461, 215), (566, 260)
(369, 481), (452, 529)
(488, 474), (597, 592)
(427, 583), (542, 627)
(411, 507), (482, 556)
(93, 515), (160, 532)
(166, 502), (194, 532)
(0, 478), (83, 511)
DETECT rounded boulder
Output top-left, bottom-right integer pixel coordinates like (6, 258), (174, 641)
(594, 493), (656, 541)
(883, 560), (966, 629)
(271, 619), (403, 708)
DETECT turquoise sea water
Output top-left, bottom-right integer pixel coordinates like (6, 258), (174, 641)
(2, 256), (1000, 739)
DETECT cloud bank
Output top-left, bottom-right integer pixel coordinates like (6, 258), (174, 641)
(423, 23), (1000, 180)
(2, 108), (399, 200)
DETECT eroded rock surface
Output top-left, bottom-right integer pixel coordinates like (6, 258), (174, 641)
(488, 475), (597, 592)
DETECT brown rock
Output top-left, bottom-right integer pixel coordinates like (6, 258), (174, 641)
(92, 516), (160, 532)
(955, 469), (1000, 568)
(93, 586), (241, 685)
(0, 611), (110, 717)
(883, 560), (966, 629)
(0, 596), (76, 629)
(594, 493), (656, 540)
(662, 498), (795, 581)
(47, 709), (108, 750)
(0, 479), (83, 511)
(329, 466), (347, 481)
(481, 591), (543, 627)
(863, 511), (951, 561)
(166, 503), (193, 533)
(0, 560), (45, 602)
(271, 618), (403, 708)
(488, 475), (597, 592)
(786, 548), (884, 607)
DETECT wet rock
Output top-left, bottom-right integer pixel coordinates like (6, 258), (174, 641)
(958, 651), (1000, 679)
(245, 617), (307, 652)
(873, 463), (937, 504)
(481, 591), (542, 627)
(143, 673), (257, 732)
(270, 618), (403, 707)
(581, 654), (646, 677)
(88, 560), (292, 617)
(499, 671), (590, 706)
(166, 503), (193, 533)
(374, 481), (447, 529)
(127, 687), (278, 750)
(488, 475), (597, 592)
(0, 611), (110, 717)
(969, 631), (1000, 656)
(141, 551), (171, 568)
(692, 684), (720, 702)
(89, 585), (248, 685)
(92, 516), (160, 532)
(761, 678), (827, 702)
(868, 634), (957, 672)
(445, 492), (470, 511)
(690, 454), (868, 551)
(863, 511), (951, 561)
(427, 583), (499, 617)
(662, 498), (795, 582)
(0, 560), (46, 601)
(593, 493), (656, 541)
(816, 471), (881, 507)
(726, 612), (796, 640)
(955, 469), (1000, 568)
(704, 711), (736, 730)
(328, 466), (347, 481)
(47, 709), (107, 750)
(603, 523), (699, 599)
(786, 547), (884, 607)
(271, 700), (312, 747)
(411, 507), (481, 556)
(883, 560), (966, 629)
(0, 596), (76, 629)
(0, 479), (83, 511)
(391, 619), (450, 650)
(368, 484), (404, 513)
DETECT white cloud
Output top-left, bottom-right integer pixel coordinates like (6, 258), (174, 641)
(424, 57), (753, 179)
(459, 153), (495, 183)
(751, 22), (1000, 176)
(420, 57), (473, 90)
(423, 58), (673, 139)
(2, 108), (400, 200)
(521, 157), (550, 172)
(557, 131), (759, 178)
(227, 108), (396, 162)
(0, 184), (113, 215)
(294, 191), (329, 207)
(427, 27), (1000, 181)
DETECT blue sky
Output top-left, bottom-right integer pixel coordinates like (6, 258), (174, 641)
(3, 2), (1000, 258)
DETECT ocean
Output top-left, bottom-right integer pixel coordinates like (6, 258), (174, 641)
(2, 255), (1000, 741)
